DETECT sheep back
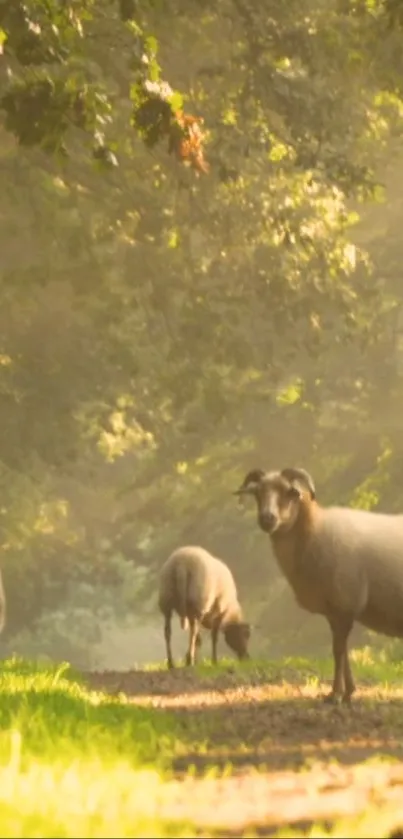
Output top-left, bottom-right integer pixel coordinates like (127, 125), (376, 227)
(158, 545), (242, 628)
(276, 504), (403, 634)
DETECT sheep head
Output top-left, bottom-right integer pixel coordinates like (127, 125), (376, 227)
(234, 467), (316, 535)
(223, 621), (251, 659)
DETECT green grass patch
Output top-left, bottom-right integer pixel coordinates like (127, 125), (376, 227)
(144, 647), (403, 690)
(0, 657), (193, 837)
(0, 657), (180, 769)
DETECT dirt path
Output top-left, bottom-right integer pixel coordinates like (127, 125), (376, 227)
(84, 666), (403, 836)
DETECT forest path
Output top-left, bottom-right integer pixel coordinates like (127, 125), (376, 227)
(85, 663), (403, 836)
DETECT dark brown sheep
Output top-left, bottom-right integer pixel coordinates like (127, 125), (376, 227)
(235, 466), (403, 703)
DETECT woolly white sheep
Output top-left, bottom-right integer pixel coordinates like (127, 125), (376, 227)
(158, 545), (251, 669)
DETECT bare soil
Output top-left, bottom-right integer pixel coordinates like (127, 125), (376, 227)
(84, 666), (403, 836)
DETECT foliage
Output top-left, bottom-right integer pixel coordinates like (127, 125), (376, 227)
(0, 0), (209, 171)
(1, 0), (403, 660)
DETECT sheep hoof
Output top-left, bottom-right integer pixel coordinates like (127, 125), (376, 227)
(323, 691), (343, 706)
(167, 660), (175, 670)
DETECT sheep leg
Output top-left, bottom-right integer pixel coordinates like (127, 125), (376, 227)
(164, 612), (175, 670)
(185, 618), (200, 666)
(211, 623), (220, 665)
(343, 650), (356, 703)
(324, 615), (353, 704)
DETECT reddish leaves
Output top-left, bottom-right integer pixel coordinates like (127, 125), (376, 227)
(132, 81), (209, 175)
(168, 110), (210, 174)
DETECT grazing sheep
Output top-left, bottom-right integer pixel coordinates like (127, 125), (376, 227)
(234, 466), (403, 704)
(158, 545), (251, 669)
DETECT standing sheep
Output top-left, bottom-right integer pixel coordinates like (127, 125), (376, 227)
(234, 466), (403, 704)
(158, 545), (251, 669)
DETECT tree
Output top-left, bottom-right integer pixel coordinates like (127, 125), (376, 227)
(1, 0), (403, 665)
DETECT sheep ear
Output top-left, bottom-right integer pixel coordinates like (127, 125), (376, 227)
(233, 483), (258, 496)
(281, 467), (316, 500)
(233, 468), (265, 496)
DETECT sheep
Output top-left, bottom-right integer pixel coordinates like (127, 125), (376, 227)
(158, 545), (251, 669)
(234, 466), (403, 704)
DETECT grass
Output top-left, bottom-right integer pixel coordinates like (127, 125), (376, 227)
(1, 651), (403, 837)
(0, 657), (194, 837)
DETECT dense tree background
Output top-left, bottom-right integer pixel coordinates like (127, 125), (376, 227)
(1, 0), (403, 667)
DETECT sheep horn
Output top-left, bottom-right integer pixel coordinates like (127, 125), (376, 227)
(233, 468), (266, 496)
(281, 467), (316, 500)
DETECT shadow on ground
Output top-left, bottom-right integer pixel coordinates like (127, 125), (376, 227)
(80, 665), (403, 835)
(84, 666), (403, 775)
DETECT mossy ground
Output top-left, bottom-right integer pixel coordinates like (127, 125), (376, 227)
(1, 651), (403, 836)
